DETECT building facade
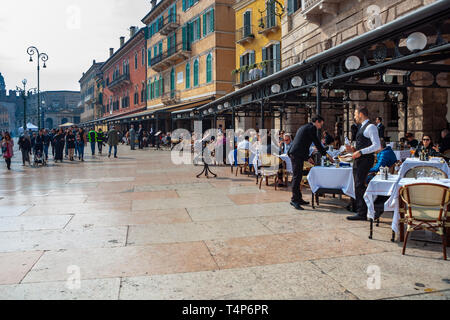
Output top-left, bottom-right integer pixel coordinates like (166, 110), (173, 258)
(101, 27), (147, 127)
(0, 73), (19, 134)
(141, 0), (236, 132)
(233, 0), (284, 129)
(281, 0), (448, 142)
(79, 60), (104, 124)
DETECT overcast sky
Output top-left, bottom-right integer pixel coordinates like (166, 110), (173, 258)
(0, 0), (152, 92)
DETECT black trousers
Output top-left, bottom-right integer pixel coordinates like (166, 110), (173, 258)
(290, 156), (305, 203)
(98, 142), (103, 154)
(352, 154), (374, 217)
(5, 158), (11, 170)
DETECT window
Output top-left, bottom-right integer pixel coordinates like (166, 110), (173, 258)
(134, 91), (139, 105)
(193, 59), (199, 87)
(185, 63), (190, 89)
(135, 53), (138, 70)
(148, 48), (152, 66)
(262, 43), (281, 75)
(206, 53), (212, 83)
(141, 84), (145, 102)
(183, 0), (198, 11)
(203, 8), (215, 36)
(287, 0), (300, 15)
(192, 18), (201, 41)
(170, 68), (175, 92)
(142, 48), (145, 66)
(243, 11), (251, 36)
(159, 74), (164, 96)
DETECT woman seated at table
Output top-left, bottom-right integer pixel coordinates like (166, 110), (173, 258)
(414, 135), (443, 158)
(366, 139), (397, 183)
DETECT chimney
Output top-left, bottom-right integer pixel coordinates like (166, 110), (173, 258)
(151, 0), (157, 8)
(120, 36), (125, 47)
(109, 48), (114, 57)
(93, 59), (96, 64)
(130, 26), (136, 38)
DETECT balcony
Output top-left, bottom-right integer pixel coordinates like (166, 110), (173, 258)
(236, 25), (254, 45)
(232, 59), (280, 88)
(108, 73), (131, 91)
(159, 14), (180, 36)
(301, 0), (340, 23)
(258, 14), (280, 35)
(150, 43), (191, 72)
(161, 90), (180, 105)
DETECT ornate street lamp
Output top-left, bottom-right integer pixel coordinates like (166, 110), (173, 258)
(27, 46), (49, 130)
(15, 79), (28, 132)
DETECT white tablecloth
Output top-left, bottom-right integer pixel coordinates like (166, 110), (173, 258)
(364, 174), (399, 221)
(307, 166), (355, 199)
(277, 154), (293, 173)
(393, 150), (411, 161)
(398, 158), (449, 178)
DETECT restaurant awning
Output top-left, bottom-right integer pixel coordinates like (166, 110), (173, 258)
(186, 0), (450, 133)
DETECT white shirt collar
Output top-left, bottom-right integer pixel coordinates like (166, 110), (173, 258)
(362, 119), (370, 127)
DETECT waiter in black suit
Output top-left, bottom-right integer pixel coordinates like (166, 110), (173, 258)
(376, 117), (385, 140)
(288, 116), (333, 211)
(346, 107), (381, 221)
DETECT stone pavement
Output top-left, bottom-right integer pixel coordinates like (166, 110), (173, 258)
(0, 143), (449, 300)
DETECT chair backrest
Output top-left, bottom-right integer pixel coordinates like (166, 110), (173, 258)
(400, 183), (450, 221)
(404, 166), (448, 179)
(236, 149), (250, 164)
(260, 154), (281, 168)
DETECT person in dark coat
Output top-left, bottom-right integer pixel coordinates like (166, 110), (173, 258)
(351, 123), (358, 142)
(414, 135), (443, 158)
(18, 134), (32, 166)
(288, 115), (332, 211)
(375, 117), (385, 140)
(66, 130), (76, 161)
(438, 129), (450, 154)
(54, 129), (65, 163)
(137, 124), (144, 149)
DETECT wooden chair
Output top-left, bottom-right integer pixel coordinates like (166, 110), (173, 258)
(259, 154), (283, 190)
(235, 149), (250, 176)
(399, 183), (450, 260)
(404, 166), (448, 179)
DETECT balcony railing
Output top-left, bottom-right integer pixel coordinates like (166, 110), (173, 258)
(301, 0), (340, 19)
(258, 14), (280, 34)
(161, 90), (180, 105)
(232, 59), (280, 87)
(108, 73), (130, 90)
(159, 14), (180, 36)
(150, 42), (191, 72)
(236, 25), (254, 44)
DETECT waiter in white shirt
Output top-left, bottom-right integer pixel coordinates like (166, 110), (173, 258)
(346, 107), (381, 221)
(237, 136), (250, 150)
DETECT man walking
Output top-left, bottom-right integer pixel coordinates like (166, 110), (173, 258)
(18, 133), (32, 166)
(88, 128), (97, 157)
(43, 129), (50, 161)
(97, 128), (105, 155)
(288, 116), (332, 211)
(138, 124), (144, 149)
(346, 107), (381, 221)
(107, 125), (119, 158)
(129, 125), (136, 150)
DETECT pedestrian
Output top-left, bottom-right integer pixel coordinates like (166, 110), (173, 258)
(88, 127), (97, 157)
(76, 127), (87, 161)
(138, 124), (144, 149)
(67, 130), (76, 161)
(49, 129), (56, 158)
(54, 128), (65, 163)
(346, 106), (382, 221)
(97, 128), (105, 155)
(288, 116), (332, 211)
(1, 132), (14, 170)
(129, 125), (136, 150)
(107, 125), (119, 158)
(18, 133), (32, 166)
(43, 129), (50, 161)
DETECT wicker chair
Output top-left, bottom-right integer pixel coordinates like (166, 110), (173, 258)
(259, 154), (283, 190)
(235, 149), (250, 176)
(404, 166), (448, 179)
(399, 183), (450, 260)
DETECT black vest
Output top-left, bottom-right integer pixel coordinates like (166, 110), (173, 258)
(356, 121), (372, 152)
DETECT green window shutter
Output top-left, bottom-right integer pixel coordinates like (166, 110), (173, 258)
(189, 22), (194, 43)
(182, 0), (186, 11)
(182, 25), (187, 50)
(144, 27), (149, 39)
(186, 63), (190, 89)
(210, 8), (214, 32)
(194, 60), (199, 87)
(154, 46), (157, 57)
(170, 68), (175, 91)
(159, 42), (163, 55)
(203, 14), (207, 36)
(148, 49), (151, 66)
(197, 18), (201, 40)
(250, 51), (255, 65)
(274, 43), (281, 72)
(206, 54), (212, 83)
(239, 55), (244, 83)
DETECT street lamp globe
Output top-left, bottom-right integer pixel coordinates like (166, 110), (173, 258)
(345, 56), (361, 71)
(291, 76), (303, 87)
(406, 32), (427, 52)
(271, 84), (281, 94)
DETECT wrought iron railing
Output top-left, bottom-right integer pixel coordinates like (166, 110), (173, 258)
(108, 73), (130, 89)
(150, 42), (191, 67)
(236, 25), (254, 43)
(258, 14), (279, 31)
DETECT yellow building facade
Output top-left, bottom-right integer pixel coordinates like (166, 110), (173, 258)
(142, 0), (236, 131)
(233, 0), (284, 87)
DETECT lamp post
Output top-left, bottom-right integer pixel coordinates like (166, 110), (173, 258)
(27, 46), (48, 131)
(16, 79), (28, 132)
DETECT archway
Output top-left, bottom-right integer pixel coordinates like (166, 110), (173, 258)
(45, 118), (54, 129)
